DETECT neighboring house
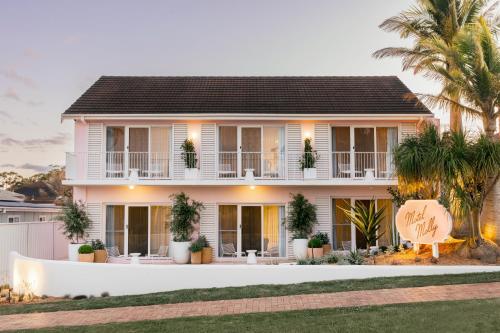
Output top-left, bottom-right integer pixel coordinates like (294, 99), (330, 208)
(62, 76), (434, 259)
(0, 189), (60, 223)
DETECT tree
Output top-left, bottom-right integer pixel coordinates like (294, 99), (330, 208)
(286, 193), (318, 239)
(170, 192), (204, 242)
(394, 125), (500, 246)
(374, 0), (495, 132)
(59, 200), (91, 243)
(422, 17), (500, 138)
(0, 171), (25, 191)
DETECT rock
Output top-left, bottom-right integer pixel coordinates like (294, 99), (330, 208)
(471, 241), (499, 264)
(431, 257), (439, 264)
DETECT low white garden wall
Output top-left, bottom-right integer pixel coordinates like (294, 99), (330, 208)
(9, 251), (500, 297)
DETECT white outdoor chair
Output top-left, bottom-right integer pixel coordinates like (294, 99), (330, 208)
(218, 164), (237, 178)
(341, 241), (352, 251)
(106, 246), (121, 257)
(221, 243), (245, 257)
(106, 161), (124, 178)
(147, 160), (164, 178)
(261, 246), (279, 257)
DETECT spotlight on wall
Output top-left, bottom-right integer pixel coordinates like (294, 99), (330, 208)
(249, 185), (256, 190)
(303, 131), (311, 139)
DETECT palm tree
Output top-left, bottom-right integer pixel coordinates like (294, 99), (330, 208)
(374, 0), (494, 132)
(394, 126), (500, 245)
(422, 17), (500, 138)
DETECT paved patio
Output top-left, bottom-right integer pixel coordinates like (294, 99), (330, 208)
(1, 282), (500, 331)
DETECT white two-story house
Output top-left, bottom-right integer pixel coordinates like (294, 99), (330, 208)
(62, 76), (433, 260)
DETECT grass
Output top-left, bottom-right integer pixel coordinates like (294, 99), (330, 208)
(1, 271), (500, 316)
(10, 298), (500, 332)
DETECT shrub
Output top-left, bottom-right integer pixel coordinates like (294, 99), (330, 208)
(189, 242), (203, 253)
(379, 245), (388, 253)
(296, 257), (323, 265)
(300, 138), (318, 170)
(170, 192), (204, 242)
(345, 250), (364, 265)
(308, 238), (322, 248)
(78, 244), (93, 254)
(91, 239), (105, 251)
(181, 139), (198, 168)
(59, 201), (91, 243)
(312, 232), (329, 245)
(197, 235), (209, 247)
(286, 193), (317, 239)
(324, 253), (339, 264)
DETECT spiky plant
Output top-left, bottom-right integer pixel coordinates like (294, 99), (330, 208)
(340, 200), (386, 251)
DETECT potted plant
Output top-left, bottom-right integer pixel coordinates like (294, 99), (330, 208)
(300, 138), (318, 179)
(340, 200), (385, 254)
(199, 235), (213, 264)
(91, 239), (107, 263)
(170, 192), (204, 264)
(78, 244), (94, 263)
(286, 193), (317, 259)
(189, 239), (204, 264)
(313, 232), (331, 254)
(307, 238), (324, 258)
(59, 201), (91, 261)
(181, 138), (199, 179)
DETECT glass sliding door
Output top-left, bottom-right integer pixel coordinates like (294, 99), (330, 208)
(218, 126), (238, 178)
(106, 127), (125, 178)
(331, 127), (351, 178)
(150, 127), (171, 178)
(262, 127), (285, 178)
(376, 127), (398, 178)
(128, 128), (149, 177)
(354, 128), (375, 178)
(219, 205), (238, 256)
(263, 206), (285, 257)
(150, 206), (171, 256)
(105, 205), (125, 255)
(241, 206), (262, 253)
(128, 206), (149, 255)
(376, 199), (394, 247)
(241, 127), (262, 177)
(332, 199), (352, 250)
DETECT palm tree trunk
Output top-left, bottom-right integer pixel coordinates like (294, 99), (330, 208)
(449, 92), (462, 132)
(483, 116), (497, 140)
(471, 208), (483, 244)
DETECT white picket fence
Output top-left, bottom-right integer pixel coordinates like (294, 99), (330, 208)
(0, 221), (69, 280)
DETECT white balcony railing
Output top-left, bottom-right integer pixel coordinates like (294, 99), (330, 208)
(65, 151), (395, 181)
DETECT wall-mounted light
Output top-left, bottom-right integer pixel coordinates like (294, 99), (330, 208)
(189, 132), (198, 140)
(303, 131), (311, 139)
(249, 185), (256, 190)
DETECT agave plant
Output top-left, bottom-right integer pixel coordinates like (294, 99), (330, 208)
(339, 200), (386, 251)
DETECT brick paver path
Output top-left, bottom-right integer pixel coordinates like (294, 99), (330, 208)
(1, 282), (500, 331)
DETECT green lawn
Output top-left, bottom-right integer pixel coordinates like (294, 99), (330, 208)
(1, 271), (500, 316)
(11, 298), (500, 333)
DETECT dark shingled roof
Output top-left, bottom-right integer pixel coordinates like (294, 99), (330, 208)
(63, 76), (432, 115)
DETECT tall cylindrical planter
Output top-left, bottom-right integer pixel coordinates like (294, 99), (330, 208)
(293, 239), (308, 259)
(68, 243), (83, 262)
(172, 241), (191, 264)
(202, 247), (213, 264)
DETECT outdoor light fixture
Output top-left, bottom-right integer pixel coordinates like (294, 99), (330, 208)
(249, 185), (256, 190)
(189, 132), (198, 140)
(303, 131), (311, 139)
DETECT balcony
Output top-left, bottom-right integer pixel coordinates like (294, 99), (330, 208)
(65, 151), (396, 184)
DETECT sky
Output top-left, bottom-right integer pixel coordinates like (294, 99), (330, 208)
(0, 0), (455, 176)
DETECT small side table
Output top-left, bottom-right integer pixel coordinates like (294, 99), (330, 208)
(364, 168), (375, 181)
(246, 250), (257, 264)
(130, 253), (141, 265)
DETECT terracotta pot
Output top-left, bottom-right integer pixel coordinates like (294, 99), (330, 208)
(307, 247), (324, 258)
(191, 251), (202, 264)
(202, 247), (213, 264)
(94, 249), (108, 263)
(322, 244), (332, 254)
(78, 253), (94, 263)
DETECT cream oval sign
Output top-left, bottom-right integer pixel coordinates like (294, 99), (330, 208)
(395, 200), (452, 244)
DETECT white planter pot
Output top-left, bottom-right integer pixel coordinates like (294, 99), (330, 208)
(68, 243), (84, 262)
(303, 168), (317, 179)
(172, 241), (191, 264)
(293, 239), (308, 259)
(184, 168), (199, 179)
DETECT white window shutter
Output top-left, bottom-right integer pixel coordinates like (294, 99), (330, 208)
(200, 203), (217, 258)
(399, 123), (417, 141)
(86, 203), (102, 241)
(287, 123), (302, 180)
(173, 124), (188, 179)
(314, 123), (330, 179)
(314, 196), (332, 244)
(201, 124), (216, 179)
(87, 123), (103, 179)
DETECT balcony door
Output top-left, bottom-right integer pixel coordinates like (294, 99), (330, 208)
(354, 127), (375, 178)
(129, 128), (149, 177)
(241, 127), (262, 177)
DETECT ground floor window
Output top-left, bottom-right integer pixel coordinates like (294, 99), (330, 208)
(331, 198), (395, 250)
(105, 204), (171, 257)
(218, 204), (286, 257)
(8, 216), (21, 223)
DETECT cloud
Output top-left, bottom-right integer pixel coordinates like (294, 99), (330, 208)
(0, 110), (11, 119)
(0, 132), (70, 151)
(0, 163), (50, 173)
(63, 35), (81, 45)
(23, 48), (42, 60)
(0, 68), (36, 88)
